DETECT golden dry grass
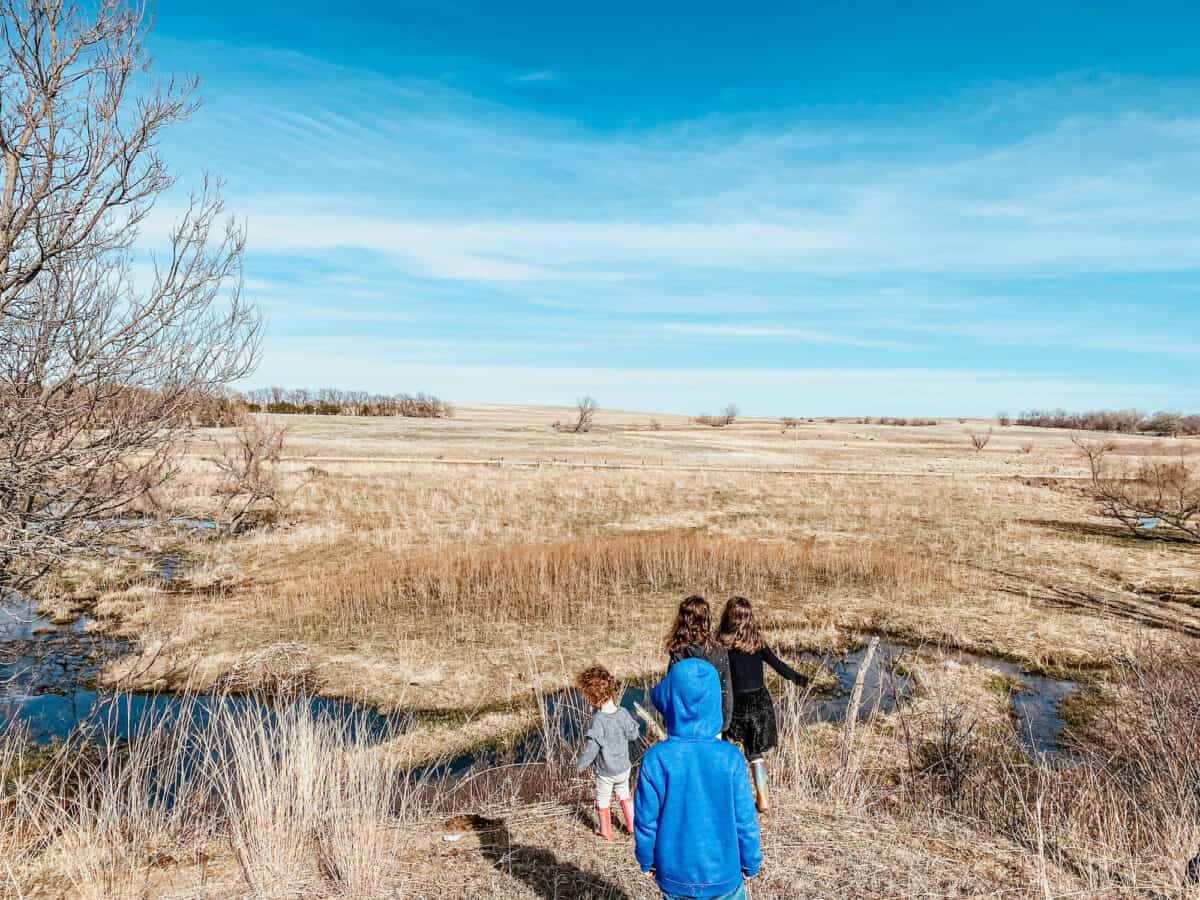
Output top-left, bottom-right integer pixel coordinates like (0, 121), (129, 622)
(13, 405), (1200, 897)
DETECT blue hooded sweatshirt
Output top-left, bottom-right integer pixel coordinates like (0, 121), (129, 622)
(634, 658), (762, 897)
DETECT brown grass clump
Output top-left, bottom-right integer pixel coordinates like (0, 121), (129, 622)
(267, 531), (936, 639)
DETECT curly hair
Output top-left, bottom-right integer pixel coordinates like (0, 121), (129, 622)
(717, 596), (763, 654)
(576, 665), (619, 707)
(665, 594), (714, 654)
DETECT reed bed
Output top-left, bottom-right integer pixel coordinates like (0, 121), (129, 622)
(266, 531), (939, 640)
(767, 644), (1200, 893)
(0, 694), (440, 898)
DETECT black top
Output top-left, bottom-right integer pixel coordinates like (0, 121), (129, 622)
(669, 643), (733, 733)
(727, 645), (808, 693)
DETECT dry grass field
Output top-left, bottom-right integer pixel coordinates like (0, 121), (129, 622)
(12, 406), (1200, 897)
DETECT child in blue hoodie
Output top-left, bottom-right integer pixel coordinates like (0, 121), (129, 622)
(635, 658), (762, 899)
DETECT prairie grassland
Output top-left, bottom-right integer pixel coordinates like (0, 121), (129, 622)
(73, 407), (1200, 713)
(15, 406), (1200, 896)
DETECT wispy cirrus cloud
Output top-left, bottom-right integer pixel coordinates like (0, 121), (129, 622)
(146, 38), (1200, 412)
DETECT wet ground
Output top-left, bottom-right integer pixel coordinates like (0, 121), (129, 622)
(0, 582), (1078, 770)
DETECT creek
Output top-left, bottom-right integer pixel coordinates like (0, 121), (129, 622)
(0, 585), (1078, 771)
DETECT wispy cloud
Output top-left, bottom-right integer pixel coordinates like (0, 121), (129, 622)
(147, 38), (1200, 412)
(510, 69), (557, 83)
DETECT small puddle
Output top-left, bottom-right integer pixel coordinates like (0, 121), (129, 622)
(949, 648), (1079, 756)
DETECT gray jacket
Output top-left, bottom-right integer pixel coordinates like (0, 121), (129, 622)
(576, 707), (641, 776)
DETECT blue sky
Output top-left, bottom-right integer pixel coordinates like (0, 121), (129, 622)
(148, 2), (1200, 416)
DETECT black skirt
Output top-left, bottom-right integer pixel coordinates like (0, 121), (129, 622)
(726, 686), (777, 758)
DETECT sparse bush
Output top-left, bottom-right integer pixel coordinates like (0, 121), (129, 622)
(997, 412), (1011, 427)
(720, 403), (739, 426)
(572, 396), (598, 433)
(212, 421), (292, 530)
(648, 419), (662, 432)
(781, 417), (800, 432)
(1074, 437), (1200, 541)
(968, 430), (992, 452)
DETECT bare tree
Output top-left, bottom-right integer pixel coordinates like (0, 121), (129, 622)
(0, 1), (260, 589)
(968, 430), (992, 452)
(720, 403), (739, 426)
(997, 412), (1011, 427)
(1074, 437), (1200, 541)
(211, 421), (290, 531)
(573, 396), (598, 433)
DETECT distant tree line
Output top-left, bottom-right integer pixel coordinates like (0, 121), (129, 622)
(855, 417), (939, 427)
(1017, 409), (1200, 437)
(242, 388), (453, 418)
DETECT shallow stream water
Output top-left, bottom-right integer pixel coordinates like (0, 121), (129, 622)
(0, 584), (1078, 770)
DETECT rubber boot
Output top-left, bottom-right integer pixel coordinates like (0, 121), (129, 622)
(594, 804), (613, 840)
(619, 797), (635, 834)
(750, 757), (771, 814)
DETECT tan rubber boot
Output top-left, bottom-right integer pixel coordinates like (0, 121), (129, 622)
(750, 757), (771, 814)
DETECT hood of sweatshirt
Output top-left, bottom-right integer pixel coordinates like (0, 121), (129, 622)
(651, 657), (722, 740)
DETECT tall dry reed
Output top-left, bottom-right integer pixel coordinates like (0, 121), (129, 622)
(268, 531), (937, 638)
(0, 693), (440, 898)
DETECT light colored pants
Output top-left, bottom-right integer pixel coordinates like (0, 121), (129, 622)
(595, 768), (631, 807)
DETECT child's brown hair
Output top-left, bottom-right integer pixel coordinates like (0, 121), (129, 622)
(665, 594), (714, 654)
(576, 665), (619, 707)
(717, 595), (764, 654)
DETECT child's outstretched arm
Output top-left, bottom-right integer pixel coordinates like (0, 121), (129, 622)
(763, 645), (808, 686)
(732, 761), (763, 877)
(622, 708), (642, 740)
(575, 735), (600, 772)
(634, 755), (663, 874)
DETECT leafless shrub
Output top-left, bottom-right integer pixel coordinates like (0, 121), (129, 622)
(781, 417), (800, 432)
(0, 0), (261, 590)
(1019, 441), (1035, 454)
(572, 396), (598, 433)
(998, 412), (1011, 427)
(648, 419), (662, 432)
(1074, 437), (1200, 540)
(904, 704), (981, 812)
(968, 430), (992, 452)
(720, 403), (739, 426)
(211, 422), (292, 531)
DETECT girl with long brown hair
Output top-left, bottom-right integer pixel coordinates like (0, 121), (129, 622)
(664, 595), (733, 735)
(717, 595), (808, 812)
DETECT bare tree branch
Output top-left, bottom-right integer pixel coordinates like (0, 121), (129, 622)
(0, 0), (261, 589)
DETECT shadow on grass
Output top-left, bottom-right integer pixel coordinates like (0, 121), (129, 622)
(1019, 517), (1198, 547)
(469, 814), (633, 900)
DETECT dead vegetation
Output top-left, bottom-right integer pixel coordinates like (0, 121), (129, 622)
(271, 531), (935, 639)
(9, 407), (1200, 896)
(1076, 437), (1200, 541)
